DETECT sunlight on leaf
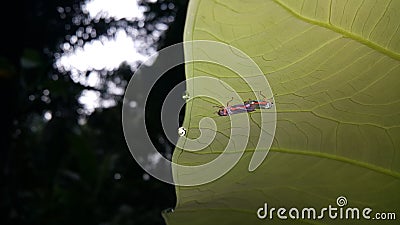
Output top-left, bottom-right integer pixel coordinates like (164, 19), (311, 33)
(164, 0), (400, 224)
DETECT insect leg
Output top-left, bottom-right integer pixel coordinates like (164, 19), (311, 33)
(226, 97), (233, 107)
(259, 91), (267, 101)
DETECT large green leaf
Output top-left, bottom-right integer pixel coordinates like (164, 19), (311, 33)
(164, 0), (400, 224)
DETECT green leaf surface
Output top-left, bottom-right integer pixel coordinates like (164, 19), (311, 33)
(164, 0), (400, 224)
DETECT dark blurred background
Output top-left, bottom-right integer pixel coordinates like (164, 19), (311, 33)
(0, 0), (188, 224)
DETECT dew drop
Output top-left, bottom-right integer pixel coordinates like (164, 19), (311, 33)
(182, 91), (190, 101)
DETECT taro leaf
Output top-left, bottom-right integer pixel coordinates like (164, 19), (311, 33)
(163, 0), (400, 224)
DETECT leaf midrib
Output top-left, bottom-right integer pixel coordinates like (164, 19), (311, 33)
(177, 147), (400, 179)
(273, 0), (400, 61)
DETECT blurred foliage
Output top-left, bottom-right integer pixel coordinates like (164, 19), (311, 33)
(0, 0), (188, 224)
